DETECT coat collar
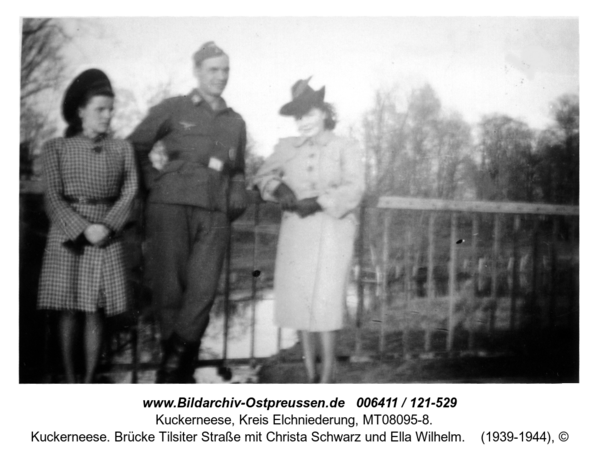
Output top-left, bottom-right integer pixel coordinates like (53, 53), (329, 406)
(294, 130), (335, 148)
(189, 89), (229, 112)
(78, 132), (109, 143)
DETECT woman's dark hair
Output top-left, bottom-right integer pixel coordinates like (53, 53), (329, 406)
(321, 102), (337, 130)
(293, 102), (337, 130)
(64, 86), (114, 138)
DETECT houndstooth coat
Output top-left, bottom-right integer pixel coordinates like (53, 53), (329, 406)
(37, 135), (138, 316)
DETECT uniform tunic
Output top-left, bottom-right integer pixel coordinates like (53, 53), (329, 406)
(127, 90), (247, 341)
(128, 90), (246, 207)
(37, 135), (138, 316)
(255, 131), (365, 331)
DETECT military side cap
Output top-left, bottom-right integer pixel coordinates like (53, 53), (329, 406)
(193, 41), (227, 66)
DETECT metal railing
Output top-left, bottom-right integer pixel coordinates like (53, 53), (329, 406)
(20, 185), (579, 381)
(353, 196), (579, 360)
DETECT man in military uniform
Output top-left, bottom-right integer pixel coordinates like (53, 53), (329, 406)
(128, 42), (248, 383)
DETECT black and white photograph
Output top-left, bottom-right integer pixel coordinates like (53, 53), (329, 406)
(17, 15), (581, 386)
(8, 4), (598, 450)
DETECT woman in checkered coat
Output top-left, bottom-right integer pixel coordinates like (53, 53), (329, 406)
(37, 69), (138, 383)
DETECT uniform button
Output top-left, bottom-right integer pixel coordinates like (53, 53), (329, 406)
(307, 166), (314, 171)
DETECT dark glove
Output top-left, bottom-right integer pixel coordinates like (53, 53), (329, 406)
(228, 182), (249, 222)
(295, 197), (322, 218)
(95, 224), (116, 248)
(273, 182), (297, 212)
(63, 233), (90, 254)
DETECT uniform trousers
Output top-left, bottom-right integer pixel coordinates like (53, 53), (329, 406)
(146, 203), (230, 343)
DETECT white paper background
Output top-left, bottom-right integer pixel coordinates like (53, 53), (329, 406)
(5, 1), (597, 451)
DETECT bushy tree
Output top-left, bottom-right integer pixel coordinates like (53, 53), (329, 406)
(477, 115), (536, 201)
(362, 84), (474, 200)
(535, 95), (579, 205)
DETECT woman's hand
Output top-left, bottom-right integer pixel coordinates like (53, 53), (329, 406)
(295, 197), (322, 218)
(274, 182), (298, 211)
(84, 224), (111, 246)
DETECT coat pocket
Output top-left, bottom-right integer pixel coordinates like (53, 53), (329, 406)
(155, 160), (186, 179)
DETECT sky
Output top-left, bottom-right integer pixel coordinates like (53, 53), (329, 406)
(49, 16), (579, 157)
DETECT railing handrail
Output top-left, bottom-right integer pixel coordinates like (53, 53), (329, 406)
(377, 196), (579, 216)
(22, 182), (580, 218)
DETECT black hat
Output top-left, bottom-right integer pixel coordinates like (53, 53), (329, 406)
(62, 69), (113, 125)
(279, 77), (326, 116)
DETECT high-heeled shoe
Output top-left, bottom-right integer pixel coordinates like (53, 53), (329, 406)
(308, 374), (320, 383)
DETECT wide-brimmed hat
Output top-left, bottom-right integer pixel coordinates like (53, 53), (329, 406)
(279, 77), (326, 116)
(62, 69), (113, 125)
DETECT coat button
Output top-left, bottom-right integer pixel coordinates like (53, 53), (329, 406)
(307, 166), (314, 172)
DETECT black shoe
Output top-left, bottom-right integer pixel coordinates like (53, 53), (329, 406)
(155, 340), (169, 384)
(156, 334), (199, 384)
(164, 333), (188, 383)
(218, 365), (233, 382)
(180, 342), (200, 383)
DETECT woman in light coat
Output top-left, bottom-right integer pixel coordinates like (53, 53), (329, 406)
(37, 69), (138, 383)
(255, 78), (365, 383)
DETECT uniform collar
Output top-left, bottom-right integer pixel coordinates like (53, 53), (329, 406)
(294, 130), (335, 148)
(189, 89), (229, 112)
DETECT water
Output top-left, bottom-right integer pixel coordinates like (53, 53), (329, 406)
(114, 285), (362, 383)
(199, 289), (299, 360)
(199, 284), (365, 359)
(192, 286), (363, 383)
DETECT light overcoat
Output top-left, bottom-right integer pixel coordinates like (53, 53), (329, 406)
(255, 131), (365, 331)
(37, 135), (138, 315)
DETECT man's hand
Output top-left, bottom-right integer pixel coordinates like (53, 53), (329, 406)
(274, 182), (297, 211)
(84, 224), (111, 246)
(228, 183), (249, 221)
(295, 197), (322, 218)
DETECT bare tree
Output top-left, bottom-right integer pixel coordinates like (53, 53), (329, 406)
(362, 88), (410, 198)
(404, 84), (442, 197)
(20, 19), (70, 177)
(362, 84), (474, 201)
(111, 81), (176, 139)
(243, 133), (265, 184)
(20, 18), (68, 103)
(360, 84), (476, 283)
(432, 113), (473, 200)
